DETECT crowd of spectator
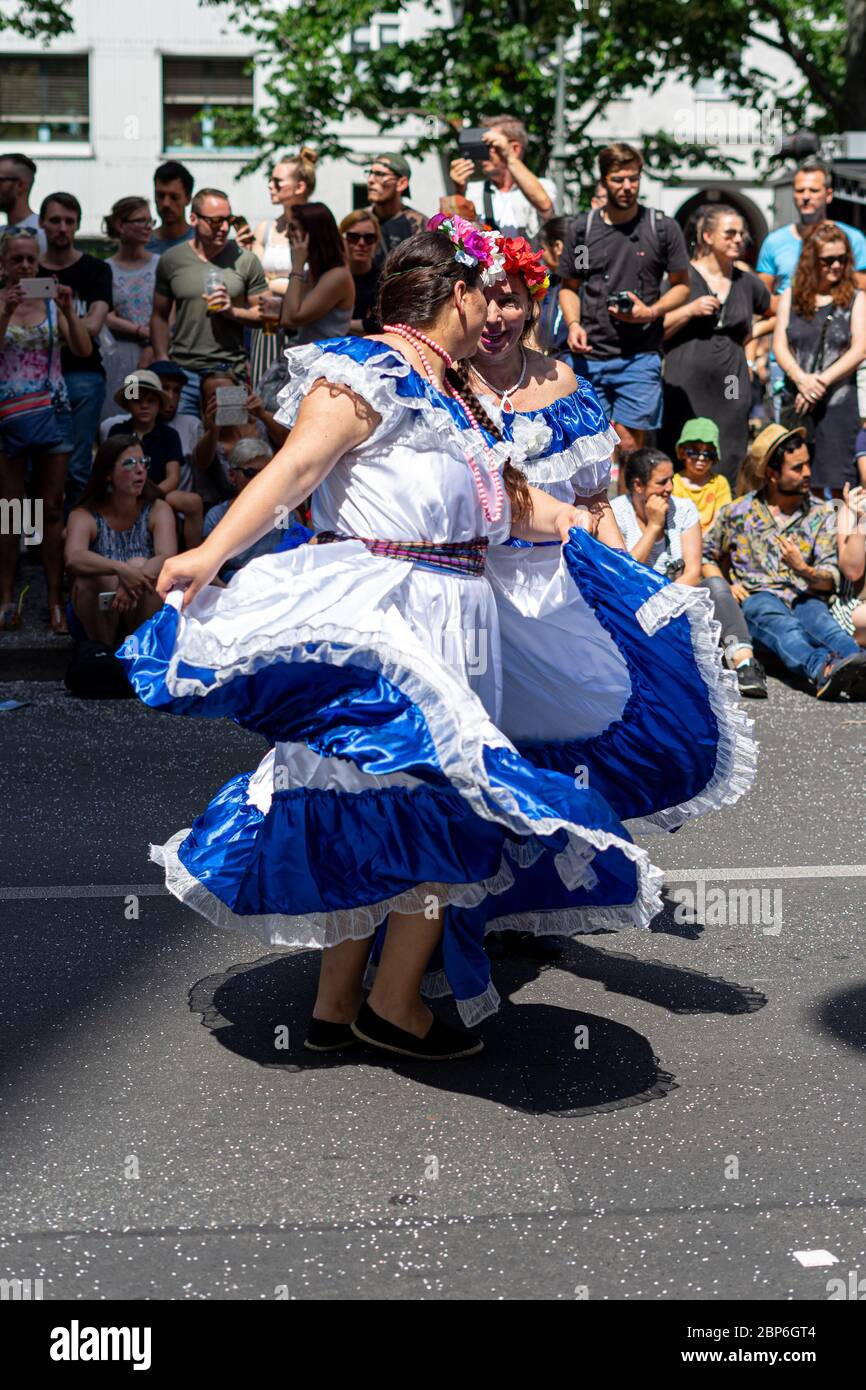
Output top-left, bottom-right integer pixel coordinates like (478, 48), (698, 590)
(2, 126), (866, 700)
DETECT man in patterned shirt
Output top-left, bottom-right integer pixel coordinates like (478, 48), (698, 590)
(703, 424), (866, 699)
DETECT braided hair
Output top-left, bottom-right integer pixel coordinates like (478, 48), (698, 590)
(444, 359), (532, 523)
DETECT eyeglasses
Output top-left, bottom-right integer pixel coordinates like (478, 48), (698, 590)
(195, 213), (231, 230)
(682, 447), (717, 461)
(124, 216), (155, 228)
(819, 253), (847, 267)
(345, 231), (378, 245)
(367, 169), (396, 182)
(268, 177), (285, 188)
(120, 456), (149, 470)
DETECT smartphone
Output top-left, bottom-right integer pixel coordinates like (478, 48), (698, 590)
(20, 277), (58, 300)
(231, 214), (252, 240)
(457, 127), (489, 165)
(98, 591), (116, 611)
(215, 385), (248, 426)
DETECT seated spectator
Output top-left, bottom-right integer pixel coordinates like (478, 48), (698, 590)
(0, 225), (91, 633)
(64, 435), (177, 642)
(613, 446), (767, 696)
(702, 423), (866, 699)
(107, 368), (203, 548)
(279, 203), (355, 343)
(365, 153), (426, 252)
(671, 419), (732, 533)
(340, 210), (382, 334)
(147, 160), (195, 258)
(193, 368), (288, 511)
(449, 116), (554, 243)
(203, 437), (298, 582)
(832, 478), (866, 645)
(101, 196), (158, 420)
(611, 448), (703, 583)
(535, 216), (571, 360)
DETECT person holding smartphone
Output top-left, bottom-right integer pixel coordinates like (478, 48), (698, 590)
(192, 368), (287, 509)
(0, 225), (91, 633)
(449, 115), (555, 243)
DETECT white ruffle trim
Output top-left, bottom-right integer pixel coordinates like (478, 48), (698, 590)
(160, 590), (664, 937)
(362, 959), (502, 1028)
(627, 582), (758, 833)
(520, 423), (618, 491)
(151, 827), (517, 949)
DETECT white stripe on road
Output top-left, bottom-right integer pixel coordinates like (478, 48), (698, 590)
(2, 864), (866, 901)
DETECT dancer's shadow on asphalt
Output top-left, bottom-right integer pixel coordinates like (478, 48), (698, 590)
(813, 982), (866, 1054)
(189, 936), (766, 1117)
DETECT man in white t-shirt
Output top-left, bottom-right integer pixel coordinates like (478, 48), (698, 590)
(449, 115), (555, 244)
(0, 152), (47, 254)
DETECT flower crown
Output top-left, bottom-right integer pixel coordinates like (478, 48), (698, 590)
(427, 212), (505, 287)
(498, 236), (551, 300)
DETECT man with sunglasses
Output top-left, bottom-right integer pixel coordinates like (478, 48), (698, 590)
(0, 152), (46, 254)
(150, 188), (268, 417)
(365, 154), (426, 255)
(703, 423), (866, 700)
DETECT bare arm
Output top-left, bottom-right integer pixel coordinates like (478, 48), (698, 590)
(156, 459), (181, 494)
(758, 271), (779, 315)
(281, 268), (352, 328)
(838, 484), (866, 583)
(82, 298), (109, 337)
(819, 291), (866, 389)
(146, 498), (179, 572)
(56, 305), (94, 359)
(676, 522), (703, 586)
(149, 290), (172, 361)
(772, 289), (799, 380)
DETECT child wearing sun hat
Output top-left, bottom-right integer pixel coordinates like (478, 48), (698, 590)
(672, 417), (732, 533)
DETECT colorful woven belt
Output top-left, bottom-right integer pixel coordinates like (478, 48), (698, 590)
(316, 531), (488, 577)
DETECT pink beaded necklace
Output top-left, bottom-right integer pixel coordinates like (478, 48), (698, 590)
(382, 321), (505, 525)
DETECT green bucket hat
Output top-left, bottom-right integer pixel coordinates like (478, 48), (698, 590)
(676, 418), (721, 453)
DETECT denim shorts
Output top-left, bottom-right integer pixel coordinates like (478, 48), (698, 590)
(55, 403), (75, 453)
(579, 352), (664, 431)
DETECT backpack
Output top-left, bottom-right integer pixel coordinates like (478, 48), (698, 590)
(570, 205), (669, 280)
(64, 639), (134, 700)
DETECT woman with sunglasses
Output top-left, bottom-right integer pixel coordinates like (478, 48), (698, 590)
(248, 150), (318, 388)
(64, 435), (177, 642)
(774, 222), (866, 497)
(662, 205), (772, 486)
(340, 210), (382, 335)
(101, 197), (158, 420)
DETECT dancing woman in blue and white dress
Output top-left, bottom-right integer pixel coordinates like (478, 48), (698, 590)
(117, 217), (756, 1062)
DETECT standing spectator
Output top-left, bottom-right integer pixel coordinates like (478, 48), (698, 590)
(101, 197), (158, 420)
(449, 116), (554, 242)
(0, 226), (91, 632)
(149, 188), (268, 417)
(202, 437), (296, 582)
(38, 193), (113, 513)
(146, 160), (195, 258)
(106, 368), (203, 548)
(557, 144), (691, 458)
(193, 368), (287, 510)
(279, 203), (354, 344)
(0, 153), (46, 254)
(662, 205), (772, 484)
(535, 216), (572, 359)
(774, 222), (866, 497)
(247, 149), (317, 386)
(703, 423), (866, 699)
(340, 210), (382, 335)
(366, 154), (427, 252)
(757, 157), (866, 420)
(64, 436), (177, 642)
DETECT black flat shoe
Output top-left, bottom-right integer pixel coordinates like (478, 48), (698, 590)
(303, 1018), (359, 1052)
(487, 929), (565, 960)
(350, 1001), (483, 1060)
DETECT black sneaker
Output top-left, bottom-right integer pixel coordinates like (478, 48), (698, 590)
(351, 1001), (484, 1060)
(735, 659), (768, 698)
(816, 651), (866, 701)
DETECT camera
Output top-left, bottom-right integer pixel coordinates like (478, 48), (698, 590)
(663, 556), (686, 579)
(607, 291), (634, 314)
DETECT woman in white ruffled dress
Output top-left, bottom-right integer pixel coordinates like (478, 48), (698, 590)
(117, 220), (756, 1062)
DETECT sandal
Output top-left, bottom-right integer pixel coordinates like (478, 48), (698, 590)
(48, 603), (69, 636)
(0, 584), (29, 631)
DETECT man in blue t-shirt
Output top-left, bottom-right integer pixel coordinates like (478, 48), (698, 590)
(757, 157), (866, 420)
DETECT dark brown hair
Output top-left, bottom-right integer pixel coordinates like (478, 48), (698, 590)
(292, 202), (347, 280)
(76, 435), (154, 512)
(376, 231), (532, 523)
(598, 143), (643, 180)
(103, 196), (150, 240)
(791, 220), (856, 318)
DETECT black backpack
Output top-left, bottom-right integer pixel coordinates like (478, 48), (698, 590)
(64, 640), (134, 700)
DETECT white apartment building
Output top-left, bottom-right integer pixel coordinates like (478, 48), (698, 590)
(0, 0), (816, 247)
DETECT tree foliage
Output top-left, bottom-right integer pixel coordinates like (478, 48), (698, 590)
(0, 0), (74, 38)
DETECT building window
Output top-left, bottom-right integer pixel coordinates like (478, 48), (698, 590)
(0, 54), (89, 143)
(350, 15), (401, 52)
(162, 56), (254, 151)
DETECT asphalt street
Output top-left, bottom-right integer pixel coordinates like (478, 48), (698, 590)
(1, 669), (865, 1301)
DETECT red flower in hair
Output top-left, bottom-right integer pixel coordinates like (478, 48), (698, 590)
(499, 236), (550, 299)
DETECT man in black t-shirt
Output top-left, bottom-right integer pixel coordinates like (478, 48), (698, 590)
(39, 192), (114, 511)
(557, 143), (691, 458)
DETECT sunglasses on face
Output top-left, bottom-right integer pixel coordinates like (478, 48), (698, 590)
(683, 447), (717, 461)
(232, 465), (262, 479)
(268, 177), (286, 188)
(345, 231), (378, 245)
(819, 253), (846, 268)
(196, 214), (231, 230)
(120, 456), (149, 470)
